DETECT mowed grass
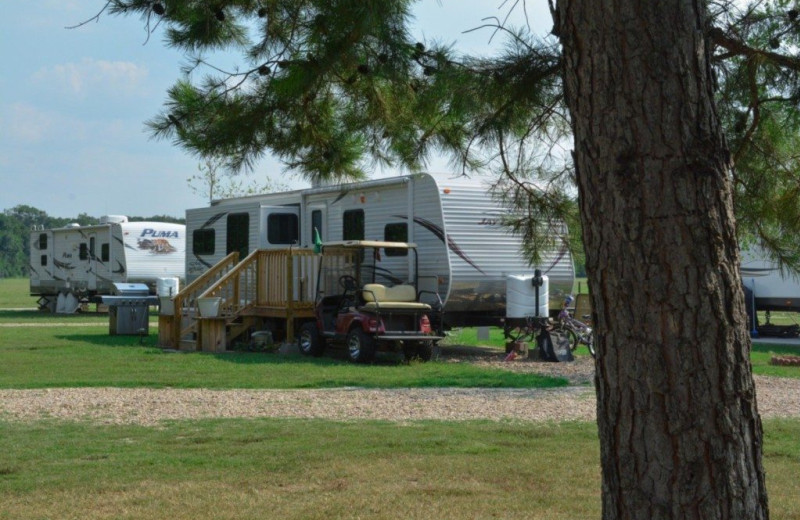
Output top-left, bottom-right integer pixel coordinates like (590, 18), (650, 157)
(1, 283), (800, 519)
(0, 312), (566, 390)
(0, 278), (38, 308)
(751, 342), (800, 378)
(0, 418), (798, 520)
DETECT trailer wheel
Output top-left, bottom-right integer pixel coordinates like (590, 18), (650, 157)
(346, 329), (375, 363)
(298, 321), (325, 357)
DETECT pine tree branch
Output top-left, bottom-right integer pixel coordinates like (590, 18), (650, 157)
(709, 26), (800, 72)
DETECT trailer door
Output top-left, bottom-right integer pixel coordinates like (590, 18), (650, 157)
(307, 203), (327, 247)
(226, 212), (251, 259)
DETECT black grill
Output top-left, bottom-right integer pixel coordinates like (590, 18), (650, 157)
(100, 283), (158, 335)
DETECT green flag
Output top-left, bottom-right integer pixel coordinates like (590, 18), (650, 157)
(313, 227), (322, 254)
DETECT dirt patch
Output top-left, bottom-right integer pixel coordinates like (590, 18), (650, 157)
(437, 344), (595, 385)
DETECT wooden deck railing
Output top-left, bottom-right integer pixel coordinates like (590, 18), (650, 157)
(166, 248), (319, 348)
(170, 252), (239, 348)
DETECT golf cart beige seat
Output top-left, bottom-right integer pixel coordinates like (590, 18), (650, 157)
(361, 284), (431, 311)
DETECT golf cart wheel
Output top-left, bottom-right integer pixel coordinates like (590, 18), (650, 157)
(403, 341), (433, 362)
(346, 328), (376, 363)
(298, 321), (325, 357)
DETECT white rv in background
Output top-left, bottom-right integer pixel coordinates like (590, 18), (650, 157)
(741, 246), (800, 313)
(185, 173), (575, 326)
(30, 216), (186, 312)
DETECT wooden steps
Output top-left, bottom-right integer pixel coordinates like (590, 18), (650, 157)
(158, 248), (317, 351)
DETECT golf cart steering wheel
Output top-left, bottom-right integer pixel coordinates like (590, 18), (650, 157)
(338, 275), (358, 291)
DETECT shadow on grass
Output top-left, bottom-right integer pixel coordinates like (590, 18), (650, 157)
(53, 331), (403, 367)
(55, 332), (159, 349)
(0, 309), (53, 320)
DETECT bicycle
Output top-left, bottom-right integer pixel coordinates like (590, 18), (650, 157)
(553, 295), (596, 358)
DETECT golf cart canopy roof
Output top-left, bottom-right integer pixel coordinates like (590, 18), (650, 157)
(322, 240), (418, 250)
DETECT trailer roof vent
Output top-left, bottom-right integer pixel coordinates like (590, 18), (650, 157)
(100, 215), (129, 224)
(66, 223), (81, 228)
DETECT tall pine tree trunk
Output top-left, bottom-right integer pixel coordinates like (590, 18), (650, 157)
(556, 1), (769, 518)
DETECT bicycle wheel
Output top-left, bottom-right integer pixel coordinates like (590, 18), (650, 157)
(552, 323), (579, 351)
(584, 331), (596, 358)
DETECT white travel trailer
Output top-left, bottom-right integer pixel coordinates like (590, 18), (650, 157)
(30, 216), (186, 312)
(741, 246), (800, 313)
(185, 173), (575, 326)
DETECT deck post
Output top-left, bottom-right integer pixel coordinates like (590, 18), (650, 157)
(257, 251), (266, 305)
(286, 251), (295, 342)
(158, 314), (173, 348)
(198, 317), (227, 352)
(171, 294), (183, 349)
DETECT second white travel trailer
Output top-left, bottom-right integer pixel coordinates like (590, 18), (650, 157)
(30, 216), (186, 313)
(184, 173), (575, 327)
(741, 246), (800, 313)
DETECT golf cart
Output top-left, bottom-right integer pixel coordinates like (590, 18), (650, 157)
(297, 240), (445, 363)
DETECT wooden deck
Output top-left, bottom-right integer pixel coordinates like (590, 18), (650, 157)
(158, 248), (318, 351)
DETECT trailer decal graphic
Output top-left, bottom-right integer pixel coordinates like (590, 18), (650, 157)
(138, 238), (178, 254)
(331, 190), (349, 205)
(112, 261), (126, 275)
(192, 256), (214, 269)
(362, 265), (404, 285)
(119, 234), (138, 251)
(188, 213), (227, 269)
(201, 212), (227, 228)
(96, 273), (114, 284)
(140, 228), (180, 238)
(53, 259), (75, 271)
(393, 215), (486, 275)
(543, 237), (571, 275)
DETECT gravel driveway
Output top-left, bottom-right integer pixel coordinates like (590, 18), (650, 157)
(1, 353), (797, 426)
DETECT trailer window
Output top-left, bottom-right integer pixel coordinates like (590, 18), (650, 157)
(193, 229), (215, 255)
(227, 213), (250, 257)
(383, 223), (408, 257)
(89, 237), (96, 259)
(343, 209), (364, 240)
(38, 233), (47, 249)
(101, 243), (110, 262)
(40, 255), (47, 266)
(79, 243), (89, 261)
(267, 213), (299, 244)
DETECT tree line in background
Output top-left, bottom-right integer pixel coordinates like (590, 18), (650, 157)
(0, 205), (184, 279)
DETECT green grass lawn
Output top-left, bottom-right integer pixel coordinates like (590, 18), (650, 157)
(1, 281), (799, 519)
(0, 278), (38, 309)
(0, 418), (797, 520)
(0, 315), (567, 390)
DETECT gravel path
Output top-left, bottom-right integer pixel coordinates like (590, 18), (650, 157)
(0, 369), (796, 426)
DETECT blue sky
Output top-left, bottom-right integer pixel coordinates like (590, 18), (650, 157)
(1, 1), (551, 219)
